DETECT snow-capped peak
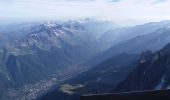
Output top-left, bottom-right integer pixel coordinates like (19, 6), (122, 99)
(44, 21), (61, 28)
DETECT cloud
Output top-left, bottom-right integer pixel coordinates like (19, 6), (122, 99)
(0, 0), (170, 26)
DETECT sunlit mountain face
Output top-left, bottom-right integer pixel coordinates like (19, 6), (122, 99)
(1, 0), (170, 100)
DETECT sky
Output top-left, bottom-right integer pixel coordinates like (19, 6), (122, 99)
(0, 0), (170, 26)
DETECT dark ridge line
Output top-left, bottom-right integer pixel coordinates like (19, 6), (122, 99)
(81, 89), (170, 100)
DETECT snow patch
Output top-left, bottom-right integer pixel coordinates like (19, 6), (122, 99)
(155, 76), (165, 90)
(44, 21), (59, 28)
(97, 77), (101, 82)
(166, 85), (170, 89)
(30, 34), (37, 37)
(53, 31), (60, 37)
(6, 75), (11, 81)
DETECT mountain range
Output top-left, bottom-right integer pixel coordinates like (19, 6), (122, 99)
(38, 20), (170, 100)
(0, 19), (116, 100)
(1, 19), (170, 100)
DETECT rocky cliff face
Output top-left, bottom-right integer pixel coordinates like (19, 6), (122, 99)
(114, 43), (170, 92)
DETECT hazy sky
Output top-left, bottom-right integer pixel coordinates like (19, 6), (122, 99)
(0, 0), (170, 26)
